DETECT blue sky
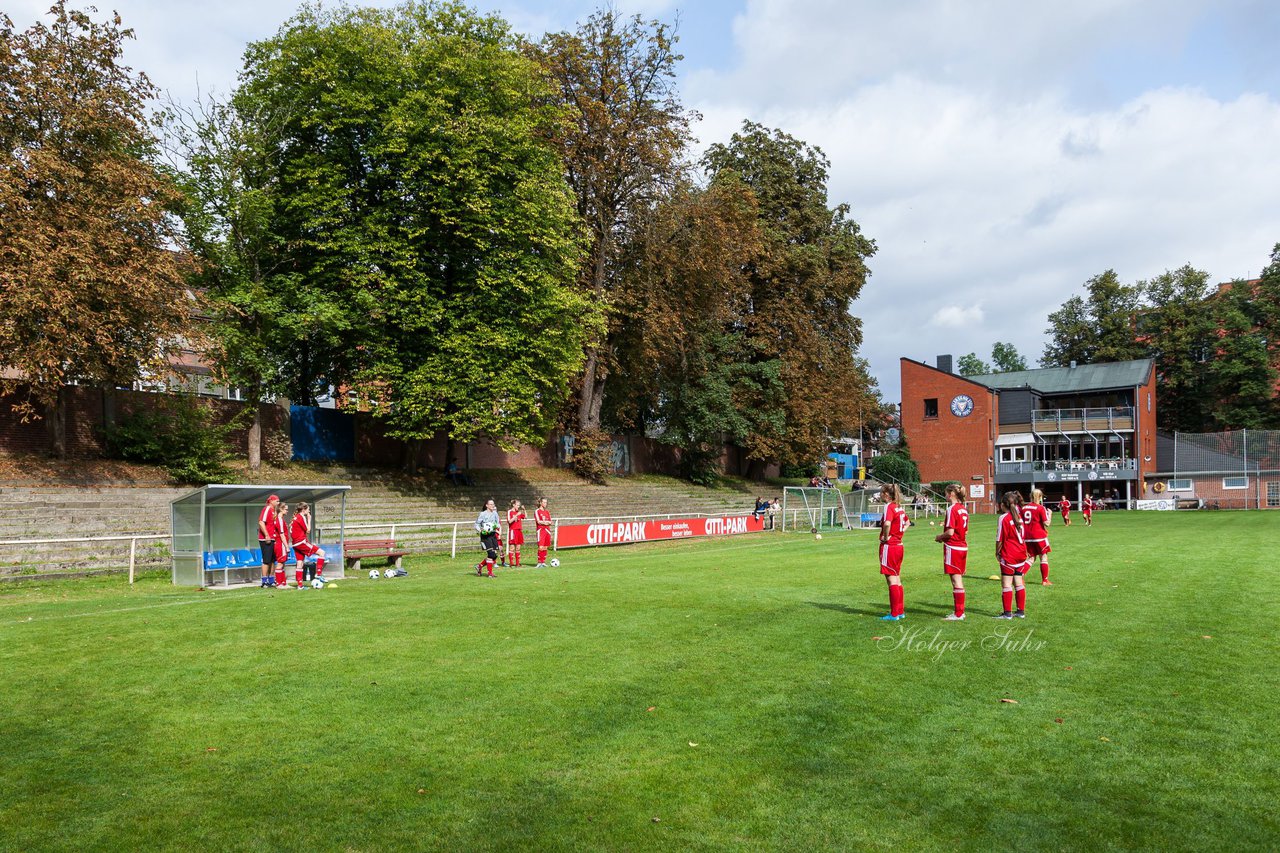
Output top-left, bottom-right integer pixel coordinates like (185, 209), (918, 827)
(10, 1), (1280, 402)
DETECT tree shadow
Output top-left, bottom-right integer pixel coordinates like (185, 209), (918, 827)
(806, 600), (885, 618)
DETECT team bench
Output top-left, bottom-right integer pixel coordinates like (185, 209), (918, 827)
(343, 538), (410, 572)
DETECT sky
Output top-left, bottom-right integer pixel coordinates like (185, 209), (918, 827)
(9, 0), (1280, 402)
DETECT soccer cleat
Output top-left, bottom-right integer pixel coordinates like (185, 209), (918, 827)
(1041, 580), (1054, 586)
(535, 563), (546, 569)
(995, 612), (1013, 619)
(879, 614), (902, 621)
(1014, 610), (1026, 618)
(943, 613), (966, 621)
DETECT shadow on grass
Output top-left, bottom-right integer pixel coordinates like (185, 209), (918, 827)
(806, 600), (886, 618)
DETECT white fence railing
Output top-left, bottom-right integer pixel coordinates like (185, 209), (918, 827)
(0, 533), (169, 583)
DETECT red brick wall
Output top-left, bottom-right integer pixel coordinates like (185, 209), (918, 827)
(900, 359), (997, 510)
(1136, 369), (1158, 485)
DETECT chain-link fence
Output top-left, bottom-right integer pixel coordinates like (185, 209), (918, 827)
(1155, 430), (1280, 510)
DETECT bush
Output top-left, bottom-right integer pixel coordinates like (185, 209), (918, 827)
(780, 462), (816, 479)
(867, 452), (920, 492)
(262, 429), (293, 466)
(104, 395), (233, 484)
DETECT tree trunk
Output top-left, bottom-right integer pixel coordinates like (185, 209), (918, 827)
(47, 387), (68, 459)
(577, 348), (604, 432)
(403, 438), (422, 474)
(247, 403), (262, 470)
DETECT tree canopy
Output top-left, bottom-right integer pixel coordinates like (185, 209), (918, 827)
(0, 3), (193, 453)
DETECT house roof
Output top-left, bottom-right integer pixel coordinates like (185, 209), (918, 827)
(967, 359), (1154, 394)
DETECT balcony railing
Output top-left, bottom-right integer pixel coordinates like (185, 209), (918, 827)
(997, 459), (1138, 475)
(1031, 407), (1135, 432)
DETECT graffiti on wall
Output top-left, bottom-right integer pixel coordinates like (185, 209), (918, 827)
(558, 434), (631, 474)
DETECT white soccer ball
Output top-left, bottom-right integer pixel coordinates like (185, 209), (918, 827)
(549, 558), (560, 568)
(311, 578), (325, 589)
(815, 534), (823, 540)
(369, 569), (380, 579)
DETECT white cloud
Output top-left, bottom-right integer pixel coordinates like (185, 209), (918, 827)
(930, 304), (985, 328)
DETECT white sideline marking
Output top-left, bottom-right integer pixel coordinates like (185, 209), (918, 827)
(5, 591), (253, 626)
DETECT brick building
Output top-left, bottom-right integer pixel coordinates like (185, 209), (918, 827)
(901, 356), (1159, 511)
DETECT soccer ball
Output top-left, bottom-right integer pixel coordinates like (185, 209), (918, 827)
(369, 569), (381, 579)
(815, 534), (823, 540)
(311, 578), (325, 589)
(479, 523), (496, 536)
(549, 558), (560, 568)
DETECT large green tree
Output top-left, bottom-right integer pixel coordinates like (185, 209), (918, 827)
(179, 2), (597, 461)
(1041, 269), (1145, 367)
(0, 3), (193, 456)
(702, 122), (878, 467)
(1136, 265), (1217, 432)
(531, 10), (693, 478)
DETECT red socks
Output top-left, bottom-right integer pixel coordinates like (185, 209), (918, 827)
(275, 568), (286, 586)
(1015, 588), (1026, 612)
(514, 552), (520, 567)
(537, 548), (547, 564)
(295, 569), (304, 587)
(953, 590), (965, 617)
(1002, 589), (1014, 613)
(317, 558), (325, 573)
(888, 584), (904, 616)
(485, 558), (494, 577)
(1040, 562), (1049, 582)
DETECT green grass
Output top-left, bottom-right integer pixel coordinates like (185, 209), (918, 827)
(1, 512), (1277, 851)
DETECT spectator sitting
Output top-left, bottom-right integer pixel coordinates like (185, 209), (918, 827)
(820, 476), (834, 489)
(809, 476), (821, 488)
(445, 458), (474, 487)
(752, 497), (767, 520)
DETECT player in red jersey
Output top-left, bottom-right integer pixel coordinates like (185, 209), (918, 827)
(1022, 488), (1053, 585)
(258, 494), (280, 587)
(877, 483), (910, 621)
(934, 484), (969, 620)
(273, 501), (291, 588)
(534, 498), (552, 567)
(1058, 495), (1071, 526)
(290, 501), (326, 587)
(1081, 494), (1094, 526)
(996, 491), (1029, 618)
(506, 500), (527, 567)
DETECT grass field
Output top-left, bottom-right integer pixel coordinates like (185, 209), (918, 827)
(2, 511), (1277, 851)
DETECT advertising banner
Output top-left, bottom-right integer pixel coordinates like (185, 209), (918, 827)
(556, 515), (765, 549)
(1135, 499), (1176, 511)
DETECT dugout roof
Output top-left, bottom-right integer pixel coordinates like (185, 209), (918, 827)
(173, 484), (351, 506)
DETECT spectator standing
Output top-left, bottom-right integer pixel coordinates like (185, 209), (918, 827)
(258, 494), (280, 588)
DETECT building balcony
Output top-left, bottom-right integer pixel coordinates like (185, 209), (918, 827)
(1028, 407), (1135, 434)
(994, 458), (1138, 484)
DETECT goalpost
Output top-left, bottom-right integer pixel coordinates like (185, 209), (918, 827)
(781, 487), (864, 532)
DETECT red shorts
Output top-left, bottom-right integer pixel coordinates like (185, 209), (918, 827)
(1026, 539), (1051, 557)
(1000, 559), (1029, 576)
(508, 528), (525, 545)
(274, 539), (288, 563)
(292, 541), (320, 559)
(943, 545), (967, 575)
(537, 528), (551, 548)
(879, 542), (903, 576)
(1082, 510), (1092, 518)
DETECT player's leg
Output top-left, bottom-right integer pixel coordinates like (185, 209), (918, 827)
(999, 572), (1014, 618)
(260, 540), (273, 587)
(944, 548), (966, 619)
(1014, 573), (1027, 617)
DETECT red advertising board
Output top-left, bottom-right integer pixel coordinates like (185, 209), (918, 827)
(555, 514), (765, 549)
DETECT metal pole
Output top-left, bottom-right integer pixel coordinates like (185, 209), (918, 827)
(129, 537), (137, 584)
(451, 523), (457, 559)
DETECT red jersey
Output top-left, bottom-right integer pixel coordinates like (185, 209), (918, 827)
(507, 508), (526, 533)
(535, 508), (551, 528)
(1082, 497), (1094, 514)
(273, 511), (289, 541)
(290, 513), (311, 547)
(1021, 503), (1050, 541)
(1058, 498), (1071, 514)
(881, 501), (908, 544)
(997, 512), (1027, 565)
(258, 504), (276, 539)
(942, 502), (968, 547)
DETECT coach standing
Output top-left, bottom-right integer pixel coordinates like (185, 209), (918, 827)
(258, 494), (280, 588)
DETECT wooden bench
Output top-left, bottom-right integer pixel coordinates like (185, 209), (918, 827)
(343, 538), (409, 572)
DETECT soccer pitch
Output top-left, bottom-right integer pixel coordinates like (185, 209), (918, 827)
(2, 512), (1277, 851)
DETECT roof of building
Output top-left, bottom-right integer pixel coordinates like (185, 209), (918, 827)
(967, 358), (1154, 394)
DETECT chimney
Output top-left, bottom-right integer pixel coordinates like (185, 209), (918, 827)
(937, 354), (953, 374)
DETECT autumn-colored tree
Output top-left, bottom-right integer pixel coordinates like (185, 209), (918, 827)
(702, 122), (878, 467)
(532, 10), (693, 479)
(0, 3), (192, 456)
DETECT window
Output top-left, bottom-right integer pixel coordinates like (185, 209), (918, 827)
(924, 398), (938, 418)
(999, 447), (1027, 463)
(1167, 479), (1192, 491)
(1223, 476), (1248, 490)
(1267, 482), (1279, 508)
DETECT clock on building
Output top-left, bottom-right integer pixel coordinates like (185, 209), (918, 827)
(950, 394), (974, 417)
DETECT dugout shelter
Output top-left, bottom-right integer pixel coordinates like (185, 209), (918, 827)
(170, 484), (351, 587)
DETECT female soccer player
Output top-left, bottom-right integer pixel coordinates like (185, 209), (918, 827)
(258, 494), (280, 587)
(290, 501), (326, 587)
(1081, 494), (1094, 527)
(877, 483), (910, 621)
(1058, 495), (1072, 526)
(475, 499), (501, 577)
(506, 499), (527, 567)
(534, 498), (553, 568)
(273, 501), (291, 588)
(996, 491), (1029, 618)
(1022, 489), (1053, 585)
(934, 484), (969, 620)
